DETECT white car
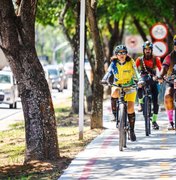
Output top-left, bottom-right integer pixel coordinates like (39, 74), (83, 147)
(0, 70), (19, 108)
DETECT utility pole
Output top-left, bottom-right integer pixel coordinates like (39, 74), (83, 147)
(79, 0), (85, 140)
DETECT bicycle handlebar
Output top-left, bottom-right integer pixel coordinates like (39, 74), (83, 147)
(102, 81), (137, 90)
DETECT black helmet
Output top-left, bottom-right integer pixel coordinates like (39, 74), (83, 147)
(114, 45), (128, 55)
(143, 41), (153, 50)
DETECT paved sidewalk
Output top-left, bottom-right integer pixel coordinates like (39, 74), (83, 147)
(58, 100), (176, 180)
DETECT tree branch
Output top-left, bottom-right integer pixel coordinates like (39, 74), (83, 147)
(17, 0), (38, 46)
(59, 0), (73, 48)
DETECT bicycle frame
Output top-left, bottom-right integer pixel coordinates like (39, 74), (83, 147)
(117, 87), (128, 151)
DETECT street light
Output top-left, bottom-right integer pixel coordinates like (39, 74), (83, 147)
(79, 0), (85, 140)
(52, 41), (69, 64)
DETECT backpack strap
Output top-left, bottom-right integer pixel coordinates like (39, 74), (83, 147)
(139, 56), (147, 72)
(152, 56), (156, 68)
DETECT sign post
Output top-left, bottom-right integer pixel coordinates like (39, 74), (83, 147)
(150, 23), (168, 58)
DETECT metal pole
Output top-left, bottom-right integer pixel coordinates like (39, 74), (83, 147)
(79, 0), (85, 140)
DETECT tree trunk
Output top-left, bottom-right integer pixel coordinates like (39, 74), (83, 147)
(71, 2), (80, 114)
(59, 1), (80, 114)
(86, 0), (104, 129)
(0, 0), (59, 162)
(72, 40), (80, 114)
(133, 17), (148, 41)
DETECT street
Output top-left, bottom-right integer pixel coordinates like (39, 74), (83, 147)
(0, 82), (72, 131)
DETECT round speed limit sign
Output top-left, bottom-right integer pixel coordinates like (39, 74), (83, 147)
(151, 23), (168, 40)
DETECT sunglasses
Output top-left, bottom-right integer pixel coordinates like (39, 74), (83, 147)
(117, 51), (127, 55)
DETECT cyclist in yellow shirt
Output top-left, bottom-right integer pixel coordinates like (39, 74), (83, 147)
(101, 45), (140, 141)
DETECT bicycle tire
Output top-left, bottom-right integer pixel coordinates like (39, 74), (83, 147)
(148, 97), (152, 134)
(118, 103), (126, 151)
(143, 96), (150, 136)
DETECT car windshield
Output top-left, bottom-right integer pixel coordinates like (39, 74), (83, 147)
(0, 74), (11, 83)
(48, 69), (59, 76)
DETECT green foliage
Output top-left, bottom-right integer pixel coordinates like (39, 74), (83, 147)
(36, 0), (62, 26)
(35, 23), (69, 63)
(35, 0), (176, 62)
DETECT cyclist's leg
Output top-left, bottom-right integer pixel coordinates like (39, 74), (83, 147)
(111, 87), (119, 121)
(137, 87), (144, 112)
(111, 97), (118, 121)
(126, 91), (136, 141)
(150, 83), (159, 130)
(164, 86), (175, 130)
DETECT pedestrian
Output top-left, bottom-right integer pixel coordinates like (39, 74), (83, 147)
(101, 45), (140, 141)
(158, 35), (176, 130)
(136, 41), (162, 130)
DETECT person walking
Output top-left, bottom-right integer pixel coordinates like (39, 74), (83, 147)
(101, 45), (140, 141)
(136, 41), (162, 130)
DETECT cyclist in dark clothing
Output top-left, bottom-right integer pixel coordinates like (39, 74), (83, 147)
(136, 41), (162, 130)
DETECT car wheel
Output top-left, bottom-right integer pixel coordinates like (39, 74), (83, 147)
(14, 102), (17, 109)
(9, 104), (13, 109)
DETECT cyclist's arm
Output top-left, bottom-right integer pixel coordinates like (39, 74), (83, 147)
(135, 58), (141, 69)
(156, 57), (162, 71)
(158, 55), (170, 78)
(102, 62), (113, 82)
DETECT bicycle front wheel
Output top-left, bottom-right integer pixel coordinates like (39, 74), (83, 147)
(118, 103), (127, 151)
(143, 96), (150, 136)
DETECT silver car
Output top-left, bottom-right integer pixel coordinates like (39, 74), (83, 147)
(0, 70), (19, 108)
(44, 65), (64, 92)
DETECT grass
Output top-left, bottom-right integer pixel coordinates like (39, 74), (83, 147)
(0, 97), (104, 179)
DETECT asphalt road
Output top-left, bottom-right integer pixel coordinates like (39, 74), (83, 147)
(59, 100), (176, 180)
(0, 85), (72, 131)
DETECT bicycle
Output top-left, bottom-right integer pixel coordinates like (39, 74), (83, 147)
(138, 76), (152, 136)
(102, 81), (136, 151)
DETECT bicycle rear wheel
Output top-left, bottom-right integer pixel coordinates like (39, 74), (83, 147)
(118, 103), (127, 151)
(143, 96), (150, 136)
(148, 97), (152, 134)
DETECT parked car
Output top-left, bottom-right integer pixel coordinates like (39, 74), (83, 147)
(43, 67), (52, 91)
(64, 62), (73, 78)
(58, 63), (68, 89)
(44, 65), (64, 92)
(0, 69), (19, 108)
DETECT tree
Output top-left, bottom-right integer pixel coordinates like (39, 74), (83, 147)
(0, 0), (59, 162)
(86, 0), (104, 128)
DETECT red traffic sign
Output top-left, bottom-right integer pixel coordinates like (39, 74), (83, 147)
(153, 41), (168, 57)
(150, 23), (168, 40)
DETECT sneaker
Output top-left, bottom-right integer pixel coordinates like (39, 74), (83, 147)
(116, 120), (120, 128)
(152, 121), (159, 130)
(168, 122), (175, 130)
(130, 130), (136, 141)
